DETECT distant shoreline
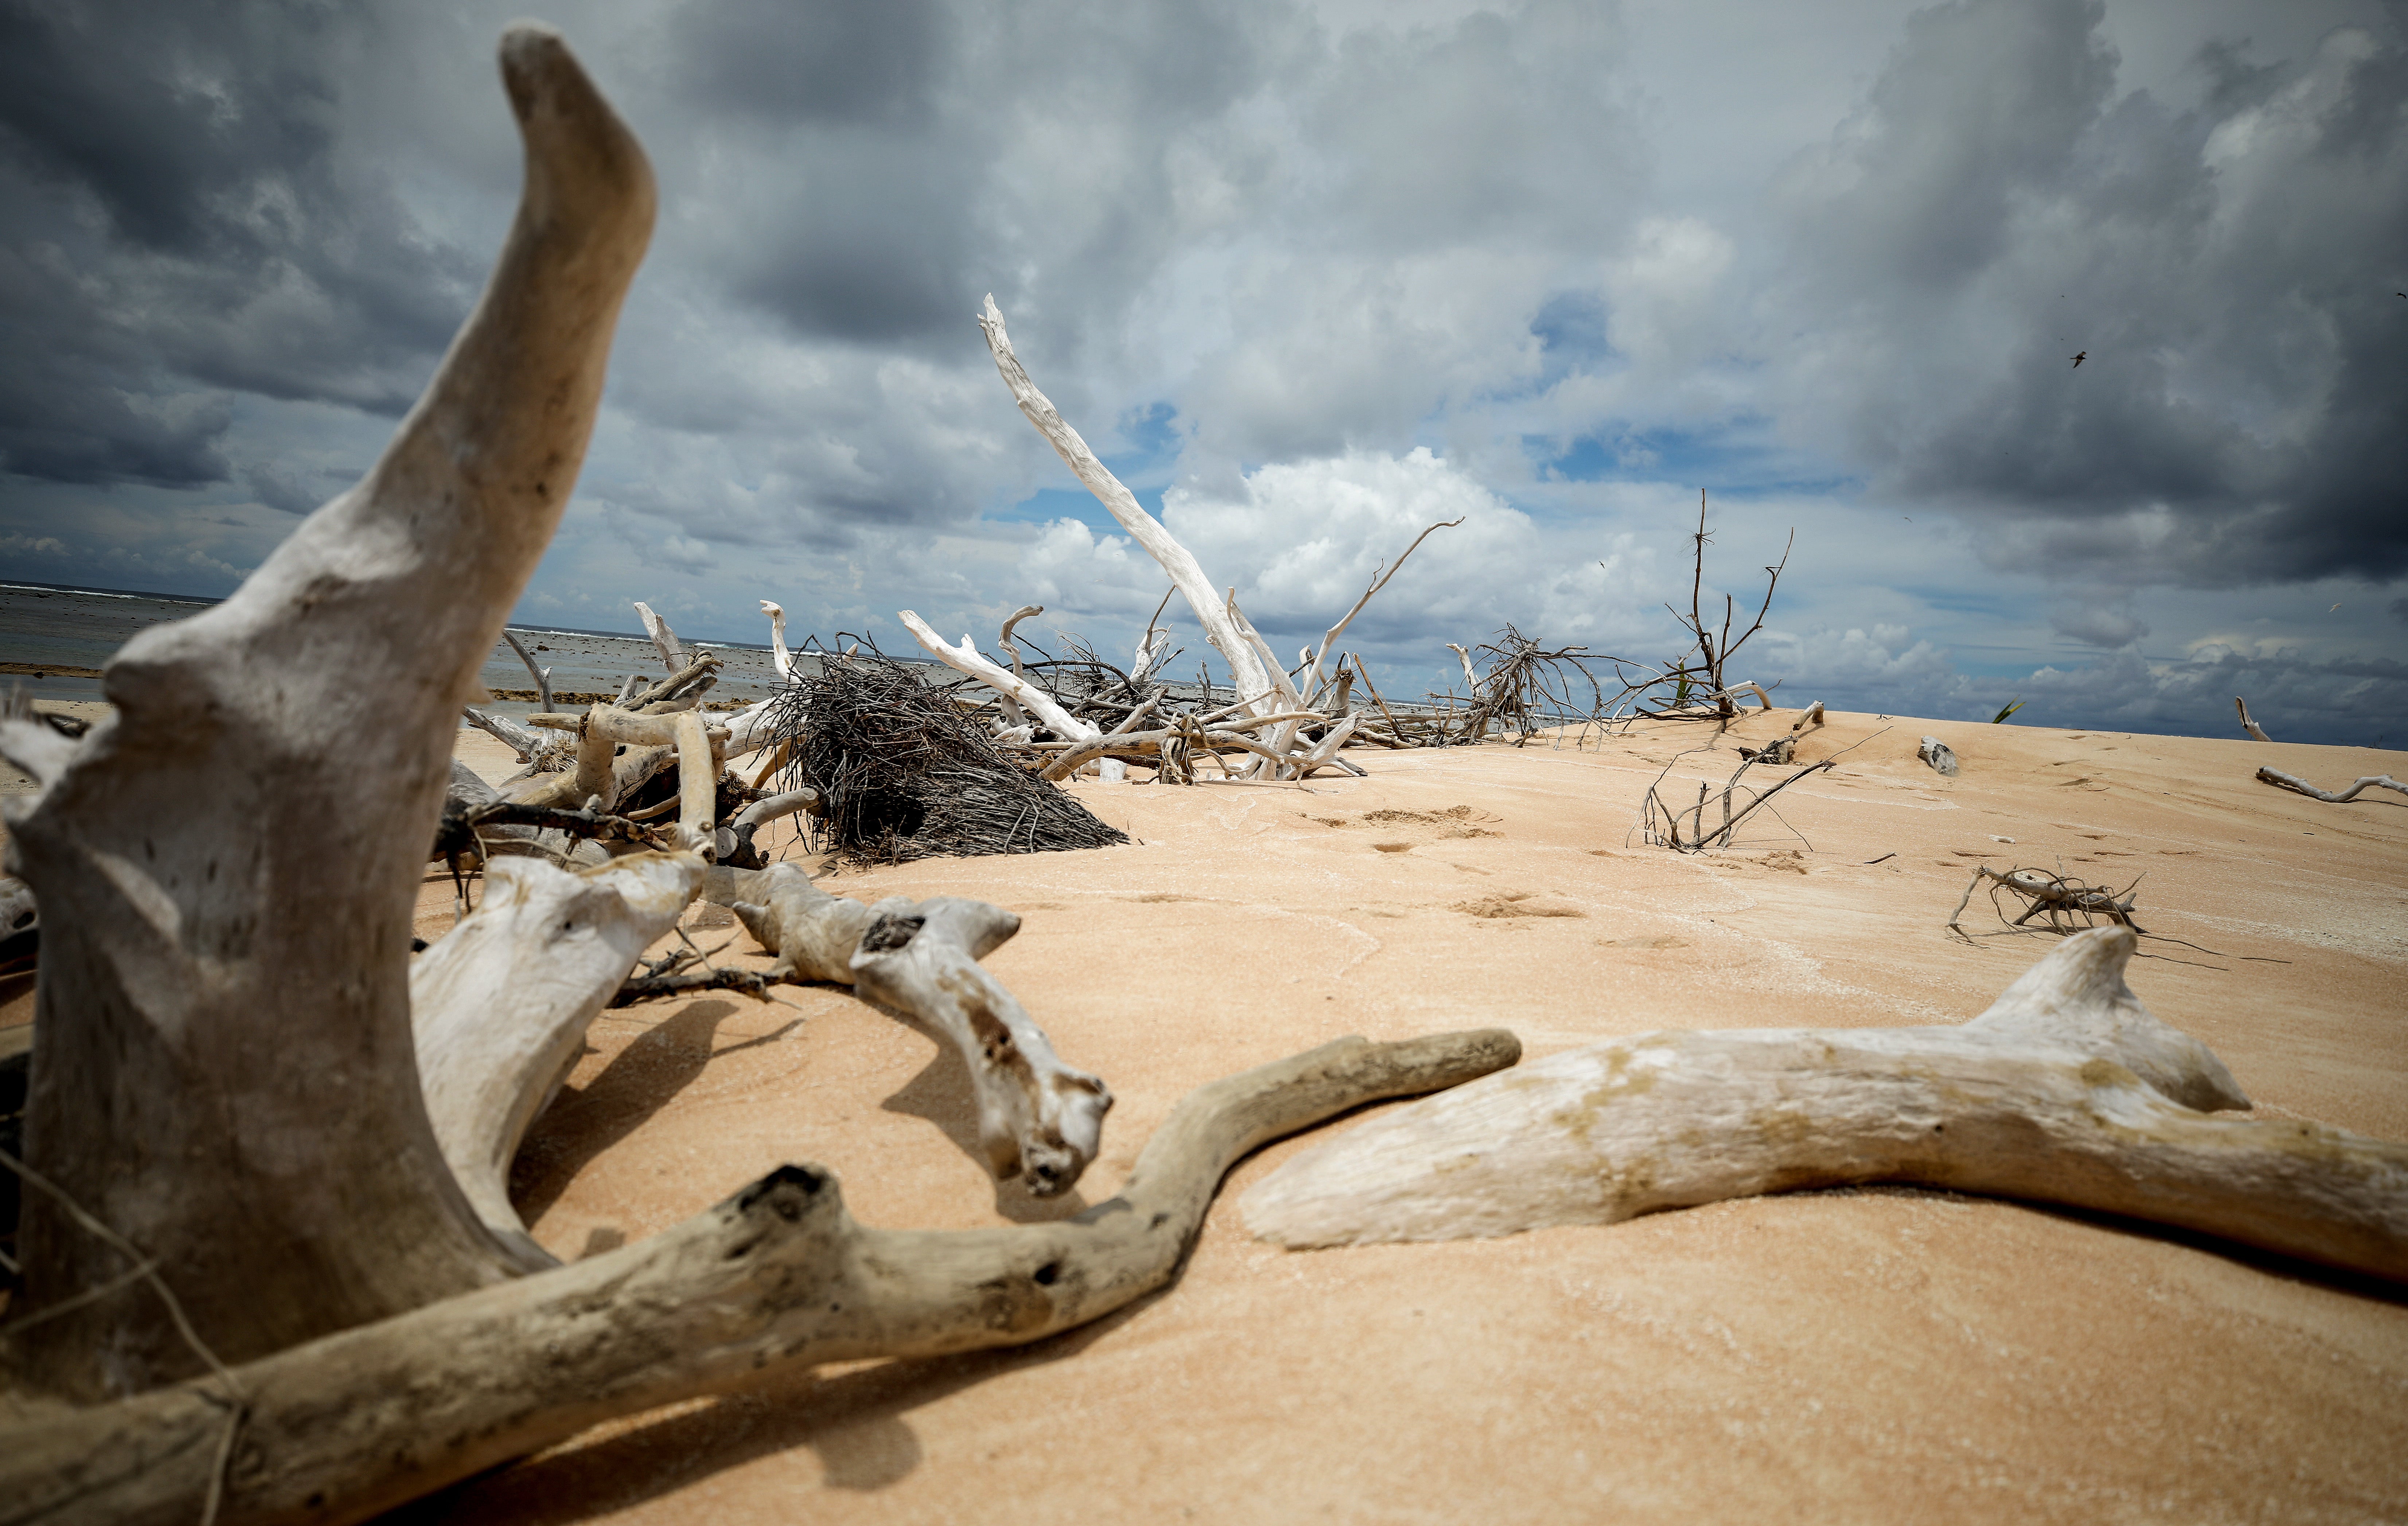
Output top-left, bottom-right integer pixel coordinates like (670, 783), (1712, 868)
(0, 579), (773, 654)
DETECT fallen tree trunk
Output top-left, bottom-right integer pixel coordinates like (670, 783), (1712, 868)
(0, 1029), (1518, 1526)
(1242, 929), (2408, 1282)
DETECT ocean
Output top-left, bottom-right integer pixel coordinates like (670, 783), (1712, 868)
(0, 581), (795, 720)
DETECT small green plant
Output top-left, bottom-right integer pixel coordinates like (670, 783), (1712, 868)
(1991, 698), (2026, 724)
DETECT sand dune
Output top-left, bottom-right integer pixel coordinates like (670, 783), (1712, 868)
(377, 710), (2405, 1524)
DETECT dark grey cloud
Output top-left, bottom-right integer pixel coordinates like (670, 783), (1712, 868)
(0, 0), (480, 490)
(659, 1), (1277, 353)
(1776, 0), (2408, 588)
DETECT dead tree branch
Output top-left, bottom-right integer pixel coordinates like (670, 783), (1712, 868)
(2255, 767), (2407, 803)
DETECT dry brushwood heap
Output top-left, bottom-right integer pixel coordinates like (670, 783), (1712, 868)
(762, 641), (1127, 862)
(1, 28), (2401, 1526)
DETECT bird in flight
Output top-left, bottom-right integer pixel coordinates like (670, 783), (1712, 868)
(2070, 351), (2087, 367)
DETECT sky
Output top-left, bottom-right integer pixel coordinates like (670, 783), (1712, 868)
(0, 0), (2403, 744)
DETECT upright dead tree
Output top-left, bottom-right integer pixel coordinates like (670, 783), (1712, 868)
(1646, 489), (1789, 723)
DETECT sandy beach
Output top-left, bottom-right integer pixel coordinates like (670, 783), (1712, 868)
(362, 710), (2407, 1523)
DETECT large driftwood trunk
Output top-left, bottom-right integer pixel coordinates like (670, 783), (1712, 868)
(0, 28), (655, 1397)
(1243, 929), (2408, 1281)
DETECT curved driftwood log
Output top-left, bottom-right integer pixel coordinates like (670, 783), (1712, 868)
(759, 599), (794, 680)
(0, 25), (655, 1395)
(411, 851), (703, 1260)
(0, 1029), (1519, 1526)
(1245, 930), (2408, 1282)
(719, 861), (870, 984)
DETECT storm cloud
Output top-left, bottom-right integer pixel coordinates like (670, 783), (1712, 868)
(0, 0), (2401, 744)
(1771, 0), (2408, 585)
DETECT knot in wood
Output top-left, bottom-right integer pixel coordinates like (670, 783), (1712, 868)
(859, 912), (926, 953)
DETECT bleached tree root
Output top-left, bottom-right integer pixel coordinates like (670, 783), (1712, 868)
(1244, 930), (2408, 1282)
(0, 23), (656, 1393)
(0, 1029), (1518, 1526)
(2255, 766), (2408, 803)
(411, 851), (704, 1260)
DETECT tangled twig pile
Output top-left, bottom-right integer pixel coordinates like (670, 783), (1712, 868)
(768, 643), (1128, 863)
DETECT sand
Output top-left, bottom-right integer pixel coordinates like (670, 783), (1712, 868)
(395, 710), (2407, 1524)
(10, 707), (2407, 1520)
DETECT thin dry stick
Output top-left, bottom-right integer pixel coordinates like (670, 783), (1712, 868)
(1, 1146), (247, 1525)
(1294, 518), (1463, 710)
(1702, 760), (1835, 849)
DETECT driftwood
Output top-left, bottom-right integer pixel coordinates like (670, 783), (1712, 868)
(412, 851), (703, 1258)
(759, 599), (795, 680)
(0, 1029), (1516, 1526)
(2255, 766), (2407, 803)
(700, 863), (1111, 1196)
(500, 630), (552, 713)
(0, 24), (658, 1395)
(632, 600), (683, 671)
(977, 296), (1287, 723)
(512, 703), (726, 822)
(2235, 696), (2274, 742)
(1737, 698), (1823, 764)
(850, 897), (1112, 1195)
(1243, 929), (2408, 1282)
(1917, 735), (1959, 775)
(1638, 747), (1833, 852)
(1947, 863), (2142, 939)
